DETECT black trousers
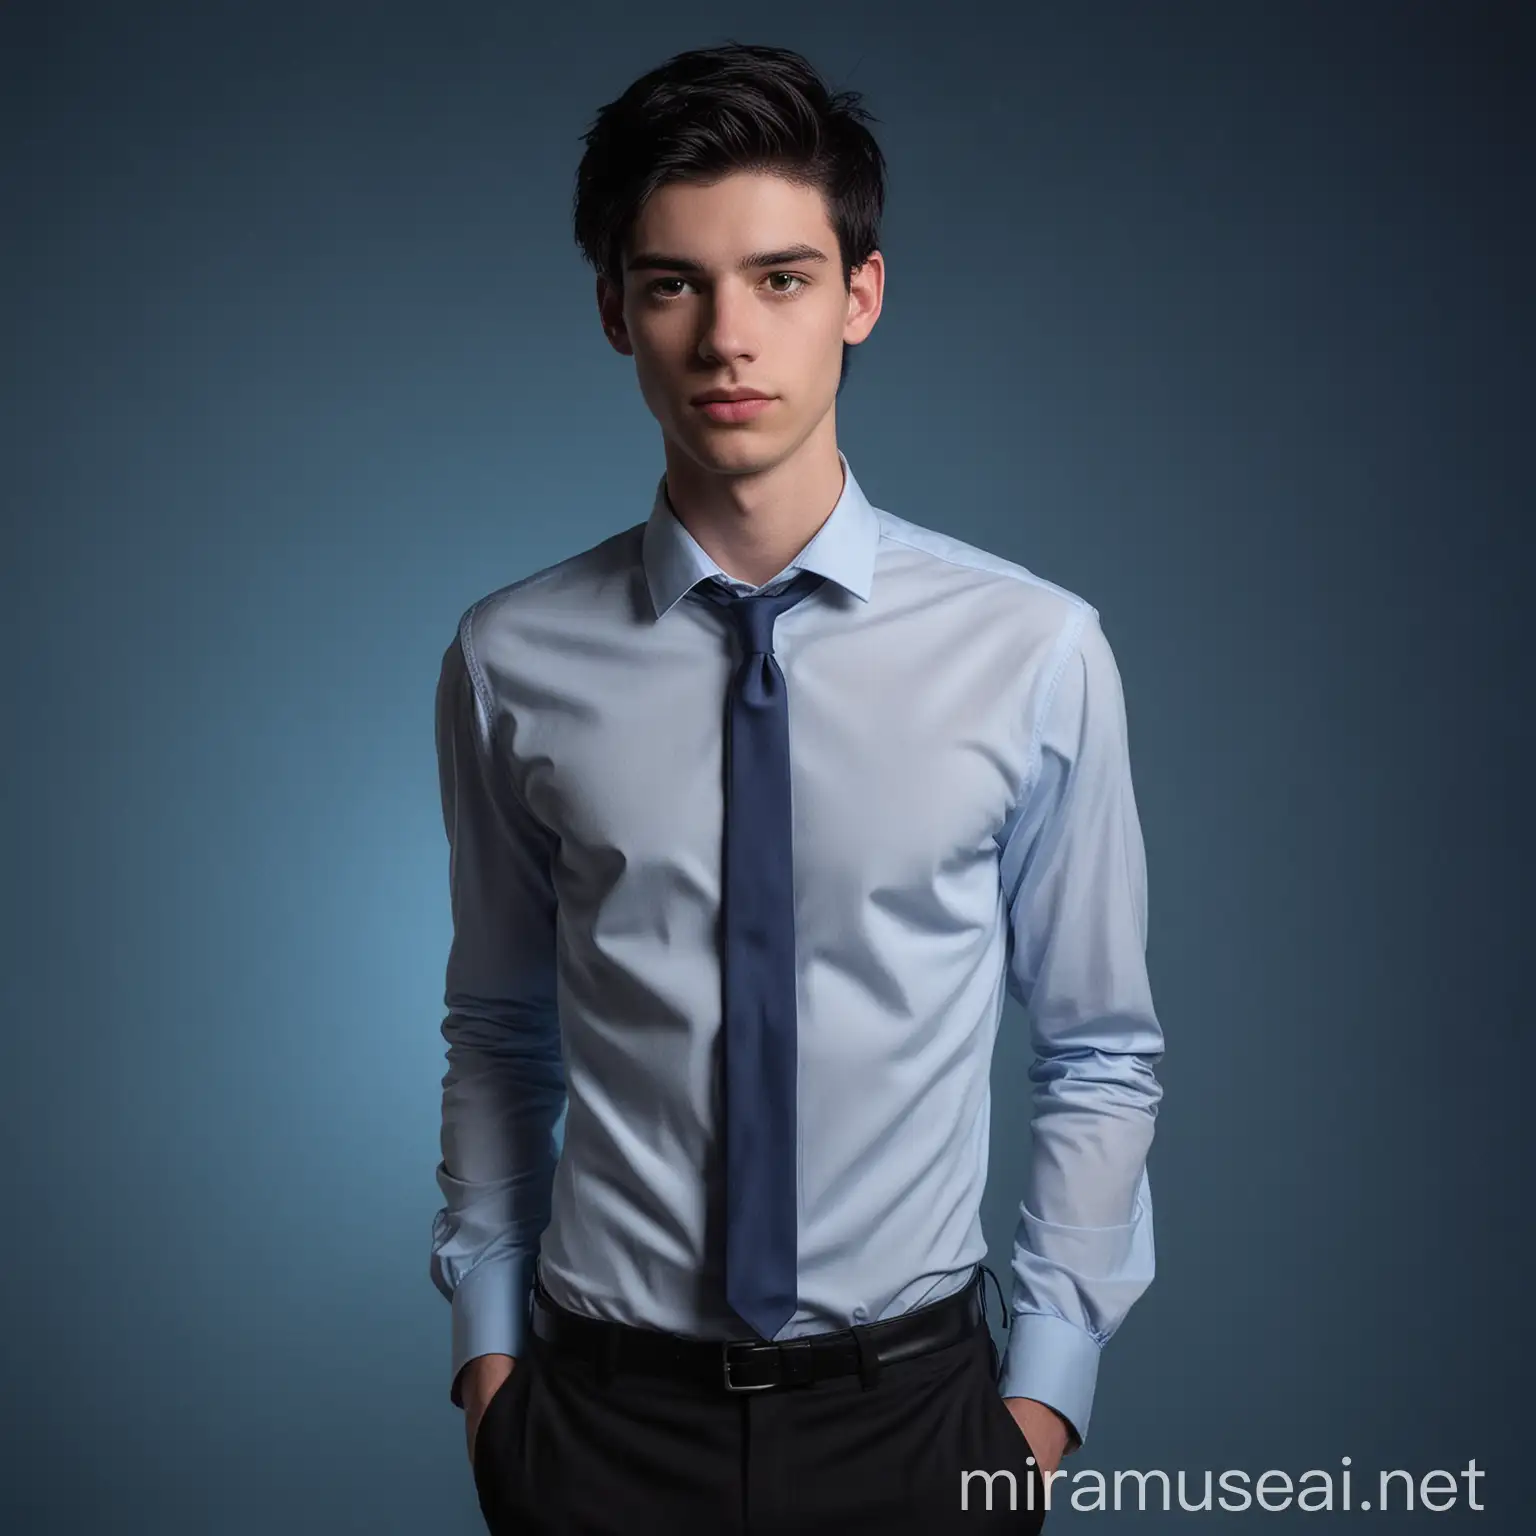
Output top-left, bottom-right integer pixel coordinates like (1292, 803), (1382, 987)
(472, 1280), (1048, 1535)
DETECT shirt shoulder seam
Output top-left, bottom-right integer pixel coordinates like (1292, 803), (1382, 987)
(456, 598), (497, 740)
(1018, 602), (1092, 813)
(874, 521), (1093, 609)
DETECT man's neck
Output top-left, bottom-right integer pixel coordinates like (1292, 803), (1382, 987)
(661, 426), (846, 588)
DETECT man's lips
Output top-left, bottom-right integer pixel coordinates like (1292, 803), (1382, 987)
(694, 397), (776, 422)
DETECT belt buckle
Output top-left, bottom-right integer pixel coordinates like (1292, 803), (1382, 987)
(722, 1341), (778, 1393)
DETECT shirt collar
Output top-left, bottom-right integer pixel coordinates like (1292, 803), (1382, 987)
(641, 449), (879, 618)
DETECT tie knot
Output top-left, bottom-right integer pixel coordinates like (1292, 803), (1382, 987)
(696, 569), (825, 655)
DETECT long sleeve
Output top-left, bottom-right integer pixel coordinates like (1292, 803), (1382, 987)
(428, 620), (566, 1409)
(993, 606), (1164, 1451)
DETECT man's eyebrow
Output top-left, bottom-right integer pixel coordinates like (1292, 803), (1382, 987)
(624, 243), (831, 275)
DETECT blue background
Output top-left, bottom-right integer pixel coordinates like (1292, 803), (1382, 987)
(2, 1), (1529, 1530)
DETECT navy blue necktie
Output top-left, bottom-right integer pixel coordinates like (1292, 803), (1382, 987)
(694, 568), (826, 1339)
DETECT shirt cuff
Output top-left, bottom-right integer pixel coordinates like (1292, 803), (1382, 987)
(448, 1250), (537, 1408)
(996, 1310), (1102, 1453)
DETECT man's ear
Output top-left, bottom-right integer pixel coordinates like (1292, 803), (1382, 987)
(843, 251), (884, 347)
(597, 275), (633, 356)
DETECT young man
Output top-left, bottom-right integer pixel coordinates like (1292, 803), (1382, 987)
(431, 41), (1163, 1535)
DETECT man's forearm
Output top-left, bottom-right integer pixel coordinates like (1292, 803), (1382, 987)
(432, 626), (567, 1406)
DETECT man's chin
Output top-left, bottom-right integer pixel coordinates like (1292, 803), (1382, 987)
(671, 422), (782, 469)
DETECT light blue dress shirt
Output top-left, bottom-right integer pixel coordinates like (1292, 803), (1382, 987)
(430, 450), (1163, 1448)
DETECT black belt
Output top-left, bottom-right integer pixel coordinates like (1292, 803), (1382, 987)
(530, 1265), (987, 1393)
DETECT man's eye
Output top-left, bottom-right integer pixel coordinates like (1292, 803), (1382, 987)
(647, 274), (807, 299)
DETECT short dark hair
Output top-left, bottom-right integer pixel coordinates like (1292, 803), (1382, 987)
(572, 42), (887, 392)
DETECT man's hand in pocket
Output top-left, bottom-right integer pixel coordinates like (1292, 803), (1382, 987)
(462, 1354), (517, 1468)
(1004, 1396), (1071, 1478)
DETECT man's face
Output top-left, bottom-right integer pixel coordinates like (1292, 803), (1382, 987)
(597, 170), (883, 473)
